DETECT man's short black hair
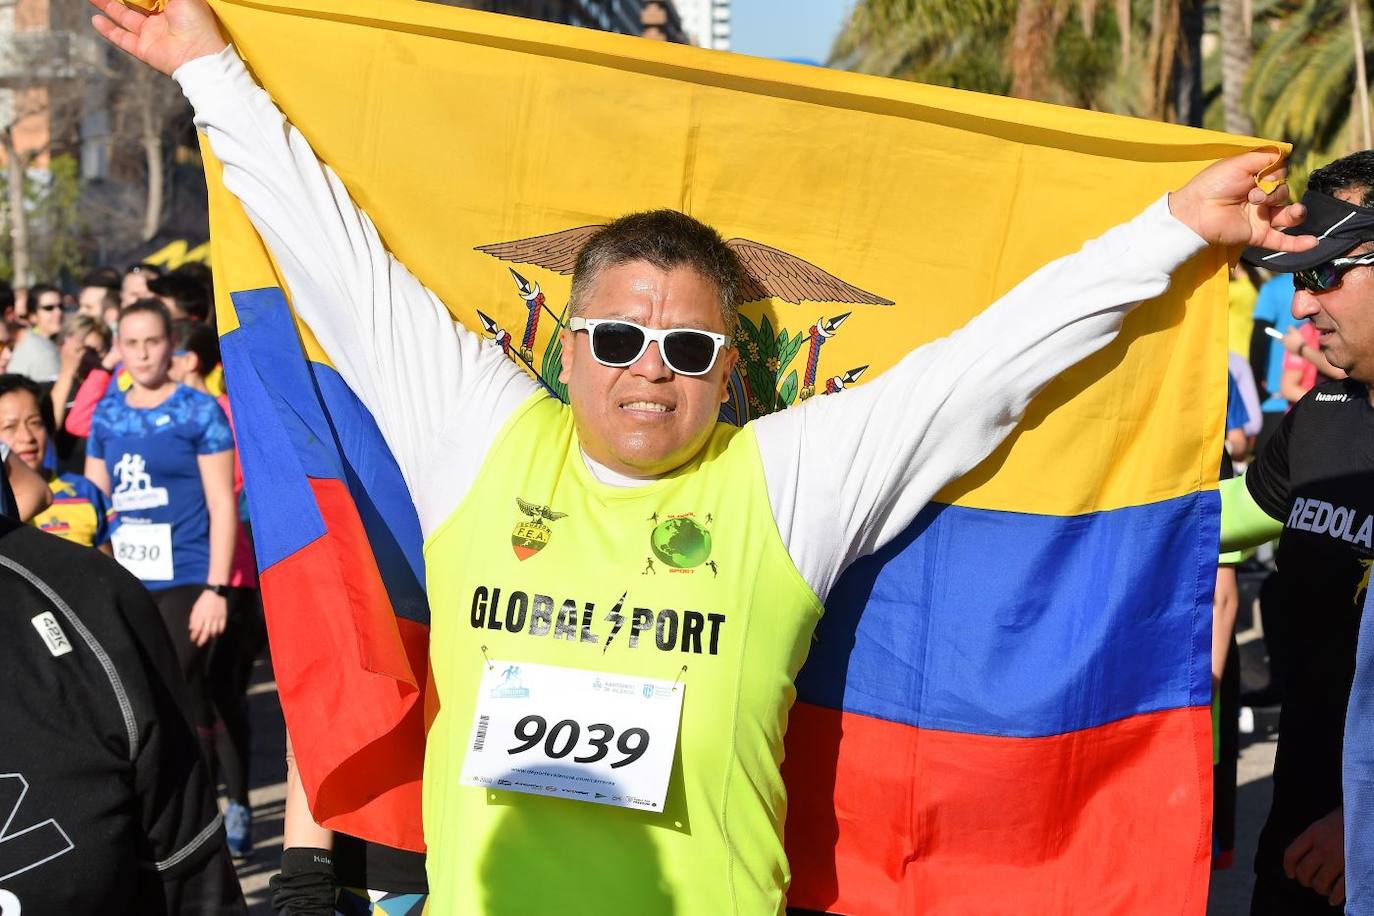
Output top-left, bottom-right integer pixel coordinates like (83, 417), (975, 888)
(27, 283), (60, 304)
(148, 270), (210, 323)
(1308, 151), (1374, 208)
(80, 267), (121, 292)
(171, 319), (221, 375)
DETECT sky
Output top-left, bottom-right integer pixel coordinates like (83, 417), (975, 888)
(728, 0), (853, 66)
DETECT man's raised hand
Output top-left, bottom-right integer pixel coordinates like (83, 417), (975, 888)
(1169, 150), (1317, 252)
(88, 0), (227, 77)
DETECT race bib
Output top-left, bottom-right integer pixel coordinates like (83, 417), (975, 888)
(459, 660), (684, 812)
(112, 523), (174, 582)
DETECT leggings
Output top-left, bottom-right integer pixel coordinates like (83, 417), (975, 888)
(208, 587), (266, 805)
(153, 585), (217, 766)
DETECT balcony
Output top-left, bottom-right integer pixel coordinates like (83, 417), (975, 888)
(0, 29), (101, 85)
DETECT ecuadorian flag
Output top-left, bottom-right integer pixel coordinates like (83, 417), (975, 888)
(199, 0), (1279, 909)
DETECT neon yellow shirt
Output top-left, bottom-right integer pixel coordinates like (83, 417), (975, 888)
(422, 395), (822, 914)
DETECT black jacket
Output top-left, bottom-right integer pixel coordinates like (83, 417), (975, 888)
(0, 517), (245, 913)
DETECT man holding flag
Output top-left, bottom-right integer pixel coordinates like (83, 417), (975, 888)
(91, 0), (1315, 912)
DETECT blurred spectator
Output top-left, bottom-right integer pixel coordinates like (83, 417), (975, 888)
(8, 284), (63, 382)
(1229, 350), (1263, 441)
(1280, 323), (1347, 406)
(0, 373), (114, 551)
(0, 279), (13, 324)
(0, 321), (16, 374)
(1230, 263), (1259, 357)
(149, 269), (211, 323)
(121, 262), (162, 308)
(1250, 272), (1300, 454)
(50, 314), (113, 432)
(78, 268), (121, 320)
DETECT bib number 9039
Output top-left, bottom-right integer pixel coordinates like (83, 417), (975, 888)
(460, 660), (685, 812)
(508, 715), (649, 769)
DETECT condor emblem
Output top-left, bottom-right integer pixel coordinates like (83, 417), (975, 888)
(512, 498), (568, 561)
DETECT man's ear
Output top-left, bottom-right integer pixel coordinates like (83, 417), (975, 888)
(558, 327), (574, 385)
(718, 346), (739, 405)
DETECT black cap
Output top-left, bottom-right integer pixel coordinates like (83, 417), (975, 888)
(1243, 190), (1374, 271)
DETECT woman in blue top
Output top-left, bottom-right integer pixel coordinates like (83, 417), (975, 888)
(85, 298), (238, 763)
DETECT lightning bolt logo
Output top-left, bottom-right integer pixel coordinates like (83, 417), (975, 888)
(602, 591), (628, 653)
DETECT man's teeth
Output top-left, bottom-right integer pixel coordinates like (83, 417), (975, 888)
(623, 401), (671, 412)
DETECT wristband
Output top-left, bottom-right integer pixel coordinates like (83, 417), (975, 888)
(203, 583), (230, 597)
(270, 847), (336, 916)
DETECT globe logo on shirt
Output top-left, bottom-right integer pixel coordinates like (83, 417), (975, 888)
(650, 517), (712, 569)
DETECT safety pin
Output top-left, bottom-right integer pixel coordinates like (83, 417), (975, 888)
(672, 665), (687, 693)
(480, 645), (494, 671)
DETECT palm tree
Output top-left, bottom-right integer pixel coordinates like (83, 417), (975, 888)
(1219, 0), (1256, 134)
(1245, 0), (1373, 180)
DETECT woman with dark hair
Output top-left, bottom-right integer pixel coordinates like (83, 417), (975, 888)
(84, 298), (238, 771)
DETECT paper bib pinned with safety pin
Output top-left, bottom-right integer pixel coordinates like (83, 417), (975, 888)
(459, 660), (684, 812)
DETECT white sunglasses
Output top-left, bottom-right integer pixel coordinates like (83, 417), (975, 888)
(568, 318), (730, 376)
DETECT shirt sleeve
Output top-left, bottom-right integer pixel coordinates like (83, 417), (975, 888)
(65, 368), (112, 438)
(173, 46), (539, 536)
(195, 396), (236, 455)
(1245, 400), (1295, 521)
(753, 194), (1208, 602)
(85, 399), (109, 460)
(89, 481), (114, 547)
(1225, 372), (1251, 433)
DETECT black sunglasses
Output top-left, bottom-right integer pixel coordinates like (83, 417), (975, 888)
(1293, 252), (1374, 293)
(568, 318), (729, 376)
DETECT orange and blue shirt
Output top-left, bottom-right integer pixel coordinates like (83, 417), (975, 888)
(32, 473), (115, 548)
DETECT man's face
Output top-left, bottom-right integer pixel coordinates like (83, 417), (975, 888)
(117, 312), (171, 390)
(78, 286), (109, 319)
(1292, 189), (1374, 384)
(0, 390), (47, 471)
(32, 291), (62, 338)
(559, 261), (737, 478)
(121, 270), (151, 307)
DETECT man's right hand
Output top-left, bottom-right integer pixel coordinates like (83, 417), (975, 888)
(88, 0), (228, 77)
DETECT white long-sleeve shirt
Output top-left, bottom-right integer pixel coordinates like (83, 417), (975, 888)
(176, 46), (1207, 604)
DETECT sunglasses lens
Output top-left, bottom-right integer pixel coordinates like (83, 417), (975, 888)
(663, 331), (717, 375)
(1297, 264), (1340, 292)
(590, 322), (646, 365)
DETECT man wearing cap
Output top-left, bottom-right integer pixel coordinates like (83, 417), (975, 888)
(1221, 150), (1374, 914)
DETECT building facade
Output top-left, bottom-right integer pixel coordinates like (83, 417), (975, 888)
(673, 0), (729, 50)
(448, 0), (647, 37)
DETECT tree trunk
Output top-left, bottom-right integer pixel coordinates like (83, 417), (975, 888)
(1143, 0), (1182, 119)
(1117, 0), (1132, 73)
(1220, 0), (1254, 134)
(1352, 0), (1372, 150)
(3, 133), (29, 287)
(1173, 0), (1204, 126)
(1011, 0), (1067, 100)
(140, 96), (162, 242)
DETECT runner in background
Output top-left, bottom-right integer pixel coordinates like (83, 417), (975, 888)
(170, 317), (264, 858)
(84, 298), (238, 772)
(0, 373), (114, 551)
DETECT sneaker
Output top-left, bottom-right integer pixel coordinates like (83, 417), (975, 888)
(224, 801), (252, 859)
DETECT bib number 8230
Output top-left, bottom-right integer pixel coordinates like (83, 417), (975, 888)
(507, 714), (649, 769)
(117, 542), (161, 563)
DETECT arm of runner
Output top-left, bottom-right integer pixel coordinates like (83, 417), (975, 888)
(90, 0), (539, 531)
(64, 366), (112, 438)
(189, 448), (235, 647)
(755, 153), (1312, 601)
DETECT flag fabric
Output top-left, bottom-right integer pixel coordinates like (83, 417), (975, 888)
(200, 0), (1278, 908)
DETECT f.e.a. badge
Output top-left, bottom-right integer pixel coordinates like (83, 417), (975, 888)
(511, 497), (567, 561)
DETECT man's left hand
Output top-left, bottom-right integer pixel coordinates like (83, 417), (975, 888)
(1169, 150), (1316, 251)
(1283, 806), (1346, 906)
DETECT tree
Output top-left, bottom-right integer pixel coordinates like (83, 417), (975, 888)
(1245, 0), (1371, 182)
(1219, 0), (1255, 134)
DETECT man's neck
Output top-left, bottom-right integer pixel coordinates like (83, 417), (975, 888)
(580, 449), (658, 488)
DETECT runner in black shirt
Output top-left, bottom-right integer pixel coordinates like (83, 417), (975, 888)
(1240, 379), (1374, 912)
(0, 513), (245, 913)
(1226, 150), (1374, 913)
